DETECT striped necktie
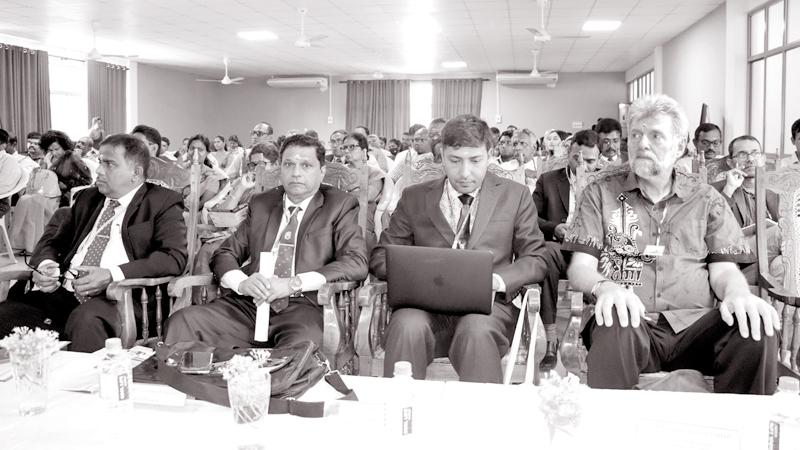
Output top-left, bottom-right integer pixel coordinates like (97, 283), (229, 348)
(74, 199), (120, 303)
(270, 206), (300, 312)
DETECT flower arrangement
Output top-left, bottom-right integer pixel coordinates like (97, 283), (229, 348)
(538, 372), (584, 442)
(220, 354), (261, 381)
(0, 327), (61, 359)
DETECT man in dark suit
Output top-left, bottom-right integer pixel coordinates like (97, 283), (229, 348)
(371, 114), (549, 383)
(0, 134), (188, 351)
(596, 118), (628, 165)
(711, 135), (780, 284)
(165, 134), (368, 349)
(532, 129), (600, 370)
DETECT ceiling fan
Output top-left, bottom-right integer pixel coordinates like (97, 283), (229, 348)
(294, 8), (327, 48)
(196, 57), (244, 85)
(526, 0), (590, 42)
(87, 22), (138, 60)
(529, 50), (558, 82)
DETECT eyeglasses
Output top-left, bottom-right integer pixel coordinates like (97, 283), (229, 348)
(732, 151), (760, 162)
(700, 139), (721, 147)
(341, 144), (361, 151)
(24, 255), (83, 285)
(601, 138), (620, 146)
(511, 141), (528, 148)
(247, 161), (268, 170)
(412, 137), (428, 143)
(251, 130), (269, 137)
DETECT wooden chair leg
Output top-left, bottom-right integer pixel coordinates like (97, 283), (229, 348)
(0, 219), (16, 265)
(503, 294), (528, 385)
(561, 290), (585, 379)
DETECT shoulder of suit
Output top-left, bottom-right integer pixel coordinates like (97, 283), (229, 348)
(403, 176), (443, 198)
(142, 182), (183, 203)
(489, 173), (530, 197)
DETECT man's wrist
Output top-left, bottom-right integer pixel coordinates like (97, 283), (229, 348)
(591, 279), (615, 299)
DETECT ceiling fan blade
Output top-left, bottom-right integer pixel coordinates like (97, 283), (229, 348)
(196, 79), (220, 82)
(550, 35), (590, 39)
(230, 81), (244, 85)
(526, 27), (546, 36)
(103, 53), (136, 58)
(228, 77), (245, 83)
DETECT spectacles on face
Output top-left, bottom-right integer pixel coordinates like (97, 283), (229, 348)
(341, 144), (361, 151)
(511, 141), (528, 148)
(247, 161), (268, 170)
(732, 150), (760, 162)
(601, 138), (620, 146)
(700, 139), (721, 148)
(251, 130), (268, 137)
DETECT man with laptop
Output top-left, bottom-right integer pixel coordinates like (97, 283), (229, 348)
(370, 114), (549, 383)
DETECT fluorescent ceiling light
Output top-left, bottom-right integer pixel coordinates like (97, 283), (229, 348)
(582, 20), (621, 32)
(237, 30), (278, 41)
(442, 61), (466, 69)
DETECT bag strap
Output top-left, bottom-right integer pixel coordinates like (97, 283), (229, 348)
(268, 371), (358, 418)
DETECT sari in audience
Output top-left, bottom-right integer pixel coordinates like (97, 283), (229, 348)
(208, 135), (244, 179)
(10, 168), (61, 253)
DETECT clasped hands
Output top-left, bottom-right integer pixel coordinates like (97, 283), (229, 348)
(34, 262), (112, 297)
(593, 282), (780, 341)
(238, 273), (295, 306)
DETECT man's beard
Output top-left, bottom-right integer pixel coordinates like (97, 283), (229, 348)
(631, 158), (661, 178)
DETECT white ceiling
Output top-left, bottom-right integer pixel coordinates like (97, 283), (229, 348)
(0, 0), (724, 78)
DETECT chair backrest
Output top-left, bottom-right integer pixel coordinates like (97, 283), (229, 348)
(487, 162), (526, 186)
(323, 161), (370, 235)
(254, 166), (281, 193)
(756, 164), (800, 294)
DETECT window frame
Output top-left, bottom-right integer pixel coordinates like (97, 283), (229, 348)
(627, 70), (654, 103)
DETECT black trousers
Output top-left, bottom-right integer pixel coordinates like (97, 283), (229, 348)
(582, 309), (778, 394)
(540, 241), (571, 326)
(0, 283), (167, 352)
(382, 301), (519, 383)
(164, 294), (323, 349)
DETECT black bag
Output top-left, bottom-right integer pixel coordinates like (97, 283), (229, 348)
(144, 340), (357, 417)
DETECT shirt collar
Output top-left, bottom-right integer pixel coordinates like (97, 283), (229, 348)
(110, 183), (144, 208)
(621, 168), (695, 202)
(283, 193), (314, 213)
(445, 178), (480, 200)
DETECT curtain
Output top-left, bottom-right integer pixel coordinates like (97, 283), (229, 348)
(346, 80), (409, 139)
(0, 44), (51, 140)
(88, 61), (127, 135)
(432, 78), (483, 120)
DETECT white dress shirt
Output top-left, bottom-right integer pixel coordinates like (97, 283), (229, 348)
(565, 168), (576, 225)
(38, 184), (143, 291)
(221, 193), (327, 295)
(388, 148), (418, 182)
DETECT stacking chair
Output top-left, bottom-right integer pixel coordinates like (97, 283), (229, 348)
(755, 163), (800, 376)
(0, 169), (29, 265)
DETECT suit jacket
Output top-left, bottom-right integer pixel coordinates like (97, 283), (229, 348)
(211, 185), (368, 300)
(532, 168), (570, 241)
(31, 183), (188, 279)
(370, 172), (548, 299)
(710, 180), (780, 227)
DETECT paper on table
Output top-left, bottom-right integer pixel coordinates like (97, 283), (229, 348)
(254, 252), (276, 342)
(635, 419), (740, 450)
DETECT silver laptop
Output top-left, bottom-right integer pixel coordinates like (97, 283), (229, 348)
(385, 245), (494, 315)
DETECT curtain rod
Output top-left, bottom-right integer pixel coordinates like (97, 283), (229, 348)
(338, 77), (489, 83)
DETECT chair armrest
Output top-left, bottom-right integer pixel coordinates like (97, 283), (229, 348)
(561, 289), (587, 379)
(316, 281), (359, 306)
(356, 281), (387, 306)
(106, 276), (175, 301)
(0, 269), (33, 281)
(356, 281), (389, 360)
(317, 281), (361, 373)
(167, 274), (215, 298)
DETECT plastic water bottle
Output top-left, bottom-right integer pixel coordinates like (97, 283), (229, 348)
(768, 376), (800, 448)
(98, 338), (132, 407)
(385, 361), (414, 438)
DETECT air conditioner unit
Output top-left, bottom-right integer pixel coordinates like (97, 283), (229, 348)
(266, 76), (328, 91)
(495, 72), (558, 87)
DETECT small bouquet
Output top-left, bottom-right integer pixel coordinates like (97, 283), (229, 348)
(0, 327), (61, 359)
(538, 372), (584, 442)
(220, 354), (262, 381)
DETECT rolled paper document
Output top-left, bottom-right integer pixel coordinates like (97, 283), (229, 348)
(254, 252), (276, 342)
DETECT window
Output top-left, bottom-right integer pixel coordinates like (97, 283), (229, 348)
(627, 70), (654, 103)
(748, 0), (800, 157)
(49, 56), (87, 140)
(409, 80), (432, 127)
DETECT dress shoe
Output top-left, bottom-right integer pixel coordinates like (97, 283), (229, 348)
(539, 340), (558, 372)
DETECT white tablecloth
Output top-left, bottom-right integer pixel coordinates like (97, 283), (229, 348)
(0, 352), (786, 450)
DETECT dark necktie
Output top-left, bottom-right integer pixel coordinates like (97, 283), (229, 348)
(271, 206), (300, 312)
(456, 194), (474, 249)
(75, 199), (120, 303)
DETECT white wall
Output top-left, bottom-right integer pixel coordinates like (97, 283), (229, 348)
(480, 72), (627, 134)
(136, 64), (625, 142)
(661, 4), (727, 131)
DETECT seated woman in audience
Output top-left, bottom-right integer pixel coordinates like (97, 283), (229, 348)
(226, 134), (245, 171)
(208, 135), (243, 179)
(194, 143), (279, 274)
(41, 130), (92, 206)
(10, 165), (61, 254)
(187, 134), (229, 210)
(342, 132), (394, 252)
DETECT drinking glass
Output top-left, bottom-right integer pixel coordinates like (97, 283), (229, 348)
(9, 350), (50, 416)
(227, 370), (270, 424)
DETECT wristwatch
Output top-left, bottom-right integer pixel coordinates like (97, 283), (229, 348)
(288, 276), (303, 295)
(590, 279), (615, 299)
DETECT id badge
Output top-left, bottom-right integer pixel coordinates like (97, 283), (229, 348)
(642, 245), (665, 257)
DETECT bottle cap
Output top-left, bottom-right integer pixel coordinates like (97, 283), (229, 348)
(393, 361), (412, 377)
(778, 376), (800, 393)
(105, 337), (122, 353)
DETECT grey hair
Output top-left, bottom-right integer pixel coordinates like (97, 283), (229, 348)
(512, 128), (536, 142)
(627, 94), (689, 144)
